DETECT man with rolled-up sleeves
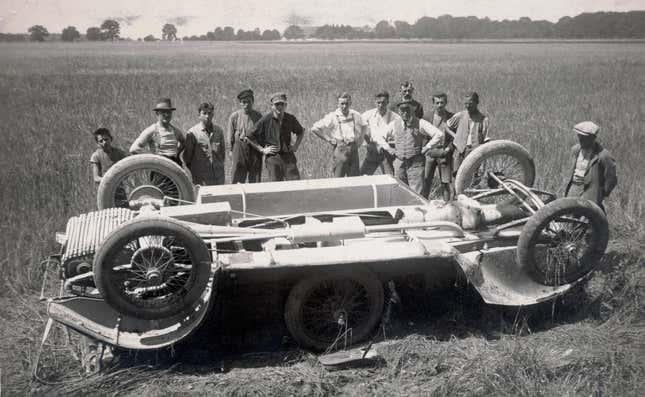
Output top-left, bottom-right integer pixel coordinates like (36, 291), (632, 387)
(374, 100), (444, 194)
(311, 92), (368, 177)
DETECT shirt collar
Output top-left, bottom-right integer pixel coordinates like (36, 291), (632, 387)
(335, 108), (353, 120)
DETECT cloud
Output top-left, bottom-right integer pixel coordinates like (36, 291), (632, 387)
(166, 16), (195, 26)
(105, 15), (141, 26)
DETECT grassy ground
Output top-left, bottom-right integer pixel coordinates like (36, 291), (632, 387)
(0, 41), (644, 395)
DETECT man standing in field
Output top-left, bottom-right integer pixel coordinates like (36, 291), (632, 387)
(311, 92), (368, 177)
(422, 93), (455, 201)
(374, 100), (444, 194)
(448, 92), (490, 174)
(359, 91), (400, 176)
(245, 92), (305, 181)
(564, 121), (617, 211)
(130, 98), (185, 165)
(183, 102), (226, 185)
(391, 81), (424, 119)
(228, 89), (263, 183)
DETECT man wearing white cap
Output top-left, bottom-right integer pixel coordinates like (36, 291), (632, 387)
(564, 121), (617, 210)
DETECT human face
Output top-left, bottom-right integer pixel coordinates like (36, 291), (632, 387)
(464, 97), (478, 113)
(399, 106), (412, 122)
(401, 86), (413, 100)
(577, 134), (596, 150)
(338, 97), (351, 116)
(156, 109), (173, 124)
(272, 101), (286, 116)
(375, 96), (388, 113)
(240, 98), (254, 113)
(433, 97), (447, 113)
(96, 134), (112, 150)
(199, 109), (214, 125)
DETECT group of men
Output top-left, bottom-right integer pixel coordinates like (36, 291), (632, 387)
(90, 81), (617, 210)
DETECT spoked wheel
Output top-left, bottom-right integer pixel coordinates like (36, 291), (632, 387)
(93, 217), (211, 319)
(455, 140), (536, 203)
(284, 270), (384, 352)
(517, 198), (608, 286)
(97, 154), (195, 209)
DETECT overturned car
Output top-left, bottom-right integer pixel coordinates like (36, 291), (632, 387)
(42, 140), (608, 355)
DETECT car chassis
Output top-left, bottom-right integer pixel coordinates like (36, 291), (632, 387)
(40, 141), (609, 362)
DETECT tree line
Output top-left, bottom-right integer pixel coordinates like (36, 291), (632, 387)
(2, 11), (644, 43)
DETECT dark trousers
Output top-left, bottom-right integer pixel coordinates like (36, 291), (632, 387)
(423, 154), (453, 200)
(265, 152), (300, 182)
(232, 141), (262, 183)
(332, 142), (359, 177)
(359, 142), (394, 175)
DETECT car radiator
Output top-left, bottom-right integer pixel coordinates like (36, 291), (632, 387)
(62, 208), (135, 262)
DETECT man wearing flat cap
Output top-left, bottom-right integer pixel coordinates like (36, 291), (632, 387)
(245, 92), (305, 181)
(311, 92), (368, 177)
(130, 98), (185, 165)
(564, 121), (617, 211)
(228, 89), (263, 183)
(183, 102), (226, 185)
(447, 92), (490, 174)
(373, 100), (444, 194)
(391, 81), (424, 119)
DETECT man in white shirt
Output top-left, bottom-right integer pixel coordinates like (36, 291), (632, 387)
(359, 91), (401, 176)
(311, 92), (368, 177)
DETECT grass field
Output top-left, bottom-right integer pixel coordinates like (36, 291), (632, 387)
(1, 41), (644, 395)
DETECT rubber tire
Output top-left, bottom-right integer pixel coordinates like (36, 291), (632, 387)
(284, 269), (384, 352)
(516, 197), (608, 286)
(455, 140), (536, 195)
(97, 154), (195, 209)
(93, 216), (211, 319)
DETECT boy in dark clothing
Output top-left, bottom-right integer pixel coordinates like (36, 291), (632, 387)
(90, 128), (127, 185)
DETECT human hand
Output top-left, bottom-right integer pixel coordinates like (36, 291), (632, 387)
(263, 145), (279, 155)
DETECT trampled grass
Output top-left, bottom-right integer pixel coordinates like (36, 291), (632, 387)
(0, 41), (643, 395)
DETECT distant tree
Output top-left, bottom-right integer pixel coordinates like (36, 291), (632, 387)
(394, 21), (413, 38)
(222, 26), (235, 40)
(283, 25), (305, 40)
(86, 27), (102, 41)
(162, 23), (178, 41)
(61, 26), (81, 42)
(28, 25), (49, 42)
(101, 19), (120, 41)
(143, 35), (157, 42)
(261, 29), (281, 40)
(0, 33), (27, 42)
(212, 27), (225, 40)
(374, 20), (396, 38)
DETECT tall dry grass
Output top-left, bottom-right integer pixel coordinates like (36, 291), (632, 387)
(0, 41), (643, 395)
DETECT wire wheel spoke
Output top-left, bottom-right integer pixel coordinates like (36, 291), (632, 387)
(107, 233), (196, 308)
(301, 280), (370, 342)
(534, 213), (595, 283)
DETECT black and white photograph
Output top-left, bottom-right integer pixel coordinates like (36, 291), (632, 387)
(1, 0), (644, 395)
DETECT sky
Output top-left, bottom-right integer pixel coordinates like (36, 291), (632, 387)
(0, 0), (644, 37)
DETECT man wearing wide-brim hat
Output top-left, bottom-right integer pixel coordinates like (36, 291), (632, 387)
(564, 121), (617, 211)
(245, 92), (305, 181)
(130, 98), (185, 165)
